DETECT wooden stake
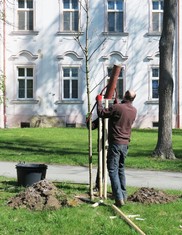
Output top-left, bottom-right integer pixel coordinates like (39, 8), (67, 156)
(98, 117), (103, 198)
(103, 99), (108, 199)
(112, 205), (146, 235)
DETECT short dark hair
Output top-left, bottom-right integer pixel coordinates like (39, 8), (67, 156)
(124, 90), (136, 101)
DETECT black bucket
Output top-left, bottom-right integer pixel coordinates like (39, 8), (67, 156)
(16, 163), (48, 187)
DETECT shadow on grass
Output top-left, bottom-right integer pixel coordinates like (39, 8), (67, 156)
(0, 180), (22, 193)
(0, 139), (94, 166)
(55, 182), (89, 191)
(0, 140), (88, 156)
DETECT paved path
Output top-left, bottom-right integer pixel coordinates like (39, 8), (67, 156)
(0, 161), (182, 190)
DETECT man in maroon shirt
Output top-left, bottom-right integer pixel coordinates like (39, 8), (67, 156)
(96, 90), (137, 207)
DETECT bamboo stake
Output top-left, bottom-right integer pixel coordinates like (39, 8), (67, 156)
(112, 205), (146, 235)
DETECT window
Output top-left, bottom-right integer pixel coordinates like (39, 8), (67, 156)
(107, 67), (124, 99)
(63, 67), (79, 99)
(17, 0), (34, 30)
(107, 0), (124, 32)
(17, 67), (33, 99)
(152, 122), (159, 127)
(152, 0), (163, 32)
(151, 67), (159, 99)
(63, 0), (79, 31)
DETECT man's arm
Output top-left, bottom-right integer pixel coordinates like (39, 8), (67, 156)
(97, 100), (113, 118)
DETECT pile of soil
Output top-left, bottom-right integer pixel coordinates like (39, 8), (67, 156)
(128, 187), (178, 204)
(7, 180), (79, 211)
(8, 182), (178, 210)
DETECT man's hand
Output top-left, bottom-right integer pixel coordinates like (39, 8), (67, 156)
(114, 98), (118, 104)
(96, 95), (102, 101)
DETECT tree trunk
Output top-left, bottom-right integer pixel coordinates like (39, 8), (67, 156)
(153, 0), (177, 159)
(84, 0), (93, 199)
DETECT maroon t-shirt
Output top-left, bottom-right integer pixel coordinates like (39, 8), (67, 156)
(97, 101), (137, 145)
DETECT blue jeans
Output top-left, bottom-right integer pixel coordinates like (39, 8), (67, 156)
(107, 143), (128, 201)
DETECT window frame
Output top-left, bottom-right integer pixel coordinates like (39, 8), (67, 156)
(61, 66), (80, 100)
(107, 0), (124, 33)
(16, 66), (34, 100)
(150, 0), (164, 34)
(17, 0), (34, 31)
(62, 0), (79, 32)
(150, 66), (159, 100)
(103, 0), (128, 35)
(12, 0), (38, 35)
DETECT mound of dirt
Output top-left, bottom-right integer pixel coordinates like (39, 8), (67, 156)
(128, 187), (178, 204)
(7, 180), (77, 211)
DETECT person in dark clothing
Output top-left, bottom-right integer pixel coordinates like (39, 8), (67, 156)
(96, 90), (137, 207)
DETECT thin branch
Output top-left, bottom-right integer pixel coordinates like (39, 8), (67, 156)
(90, 75), (108, 93)
(88, 38), (107, 61)
(74, 35), (86, 56)
(79, 0), (87, 12)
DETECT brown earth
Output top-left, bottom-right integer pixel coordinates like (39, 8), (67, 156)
(7, 181), (179, 211)
(7, 179), (81, 211)
(128, 187), (178, 204)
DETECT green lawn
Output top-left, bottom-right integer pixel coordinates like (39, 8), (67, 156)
(0, 178), (182, 235)
(0, 127), (181, 171)
(0, 128), (182, 234)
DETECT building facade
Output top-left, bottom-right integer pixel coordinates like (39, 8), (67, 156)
(0, 0), (181, 128)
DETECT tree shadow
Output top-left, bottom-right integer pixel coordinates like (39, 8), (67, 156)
(0, 180), (23, 193)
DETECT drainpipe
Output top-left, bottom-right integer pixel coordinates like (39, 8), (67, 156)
(3, 0), (6, 128)
(176, 1), (180, 128)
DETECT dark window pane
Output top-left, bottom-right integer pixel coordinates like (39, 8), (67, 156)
(72, 11), (78, 31)
(27, 80), (33, 98)
(18, 68), (25, 76)
(27, 68), (33, 77)
(117, 79), (123, 99)
(18, 11), (25, 30)
(108, 1), (114, 9)
(152, 13), (159, 31)
(108, 12), (115, 31)
(18, 0), (24, 8)
(152, 68), (159, 77)
(72, 68), (78, 77)
(161, 0), (164, 10)
(72, 0), (78, 9)
(161, 12), (163, 29)
(116, 0), (123, 10)
(63, 12), (70, 30)
(116, 12), (123, 32)
(18, 79), (25, 98)
(152, 80), (159, 98)
(63, 0), (70, 9)
(72, 80), (78, 98)
(63, 68), (70, 77)
(27, 0), (33, 8)
(28, 11), (33, 30)
(64, 80), (70, 98)
(107, 68), (112, 77)
(152, 1), (159, 10)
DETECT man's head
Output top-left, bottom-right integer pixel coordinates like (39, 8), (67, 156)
(124, 90), (136, 101)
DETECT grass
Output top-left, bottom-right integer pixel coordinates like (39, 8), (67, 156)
(0, 128), (182, 234)
(0, 127), (181, 171)
(0, 177), (182, 235)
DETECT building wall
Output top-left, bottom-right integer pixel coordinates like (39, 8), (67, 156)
(1, 0), (181, 128)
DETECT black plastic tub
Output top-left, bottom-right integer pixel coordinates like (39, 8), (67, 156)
(16, 163), (48, 187)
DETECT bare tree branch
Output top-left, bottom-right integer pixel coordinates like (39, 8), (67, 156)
(88, 38), (107, 61)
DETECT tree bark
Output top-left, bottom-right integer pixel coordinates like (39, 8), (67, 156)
(153, 0), (177, 159)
